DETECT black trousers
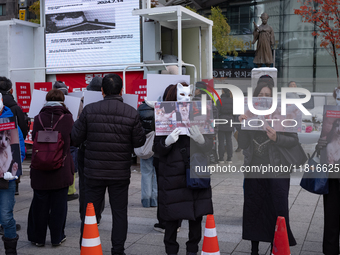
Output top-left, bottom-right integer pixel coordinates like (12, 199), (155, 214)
(323, 179), (340, 255)
(78, 146), (105, 222)
(80, 177), (130, 254)
(27, 187), (68, 245)
(218, 131), (233, 161)
(164, 216), (202, 254)
(153, 157), (166, 227)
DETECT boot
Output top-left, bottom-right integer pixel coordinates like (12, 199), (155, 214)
(2, 235), (18, 255)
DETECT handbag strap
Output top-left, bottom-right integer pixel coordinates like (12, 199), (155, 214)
(310, 149), (319, 159)
(38, 114), (65, 131)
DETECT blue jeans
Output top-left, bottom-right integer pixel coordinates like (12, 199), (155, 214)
(140, 157), (157, 207)
(0, 181), (17, 239)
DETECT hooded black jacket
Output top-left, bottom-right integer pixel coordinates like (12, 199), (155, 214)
(137, 102), (154, 134)
(71, 95), (146, 180)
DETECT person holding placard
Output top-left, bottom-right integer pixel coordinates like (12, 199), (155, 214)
(0, 93), (25, 254)
(0, 77), (29, 198)
(238, 76), (297, 255)
(154, 82), (213, 255)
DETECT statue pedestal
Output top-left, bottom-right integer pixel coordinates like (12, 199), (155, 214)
(251, 67), (277, 89)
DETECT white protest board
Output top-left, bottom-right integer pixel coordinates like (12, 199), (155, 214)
(68, 91), (84, 98)
(83, 91), (103, 108)
(146, 74), (190, 101)
(83, 91), (138, 109)
(122, 94), (138, 110)
(64, 96), (81, 121)
(28, 89), (47, 119)
(28, 89), (81, 121)
(251, 67), (277, 89)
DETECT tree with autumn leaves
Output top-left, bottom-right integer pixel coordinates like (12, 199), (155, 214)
(295, 0), (340, 86)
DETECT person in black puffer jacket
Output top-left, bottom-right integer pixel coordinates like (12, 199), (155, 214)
(216, 88), (233, 163)
(71, 74), (145, 255)
(137, 100), (158, 208)
(155, 82), (213, 255)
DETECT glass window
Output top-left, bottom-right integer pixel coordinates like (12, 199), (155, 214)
(316, 49), (340, 67)
(286, 49), (314, 67)
(287, 66), (313, 80)
(0, 5), (5, 16)
(278, 32), (314, 50)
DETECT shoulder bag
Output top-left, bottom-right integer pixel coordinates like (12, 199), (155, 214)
(300, 150), (329, 195)
(180, 148), (210, 189)
(277, 142), (308, 167)
(134, 131), (155, 159)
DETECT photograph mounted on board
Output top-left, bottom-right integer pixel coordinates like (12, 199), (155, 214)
(320, 105), (340, 164)
(155, 101), (214, 136)
(0, 117), (22, 178)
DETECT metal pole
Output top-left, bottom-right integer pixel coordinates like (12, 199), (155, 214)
(177, 8), (182, 75)
(208, 25), (213, 79)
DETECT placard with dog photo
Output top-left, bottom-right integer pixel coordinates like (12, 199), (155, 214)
(155, 101), (214, 136)
(320, 105), (340, 164)
(241, 97), (302, 132)
(0, 117), (22, 178)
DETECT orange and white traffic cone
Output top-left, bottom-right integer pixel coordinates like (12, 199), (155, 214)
(81, 203), (103, 255)
(272, 216), (291, 255)
(201, 214), (220, 255)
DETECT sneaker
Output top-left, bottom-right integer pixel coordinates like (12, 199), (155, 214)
(52, 236), (66, 246)
(153, 223), (165, 233)
(67, 193), (79, 201)
(177, 227), (180, 232)
(31, 242), (44, 247)
(218, 160), (224, 164)
(235, 147), (242, 152)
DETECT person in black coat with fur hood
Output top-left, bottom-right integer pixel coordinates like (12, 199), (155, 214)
(238, 76), (296, 255)
(154, 82), (213, 255)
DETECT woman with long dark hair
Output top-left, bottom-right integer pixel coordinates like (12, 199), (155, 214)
(238, 76), (297, 254)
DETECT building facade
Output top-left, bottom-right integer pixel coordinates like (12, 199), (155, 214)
(198, 0), (339, 92)
(0, 0), (17, 21)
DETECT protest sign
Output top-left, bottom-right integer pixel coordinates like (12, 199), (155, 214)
(320, 105), (340, 164)
(0, 117), (22, 178)
(155, 101), (214, 136)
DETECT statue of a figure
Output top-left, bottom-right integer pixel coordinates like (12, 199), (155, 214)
(252, 13), (275, 67)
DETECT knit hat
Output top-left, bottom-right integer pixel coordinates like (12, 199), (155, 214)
(86, 76), (103, 91)
(53, 81), (68, 95)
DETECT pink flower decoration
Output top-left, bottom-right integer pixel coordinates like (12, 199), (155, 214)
(305, 126), (313, 133)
